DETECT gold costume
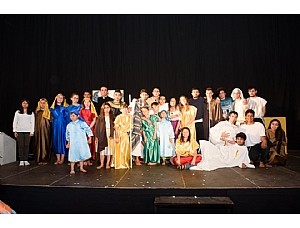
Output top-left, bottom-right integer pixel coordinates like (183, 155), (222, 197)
(114, 114), (131, 169)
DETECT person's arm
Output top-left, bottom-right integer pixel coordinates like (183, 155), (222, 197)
(89, 115), (96, 129)
(262, 105), (266, 117)
(30, 113), (35, 136)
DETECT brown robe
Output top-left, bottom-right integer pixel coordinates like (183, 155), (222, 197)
(203, 98), (224, 140)
(94, 115), (115, 151)
(34, 110), (52, 163)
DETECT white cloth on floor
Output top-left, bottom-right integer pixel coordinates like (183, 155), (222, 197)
(190, 140), (255, 171)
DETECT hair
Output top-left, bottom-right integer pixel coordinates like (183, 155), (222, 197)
(205, 87), (213, 92)
(81, 98), (91, 109)
(100, 85), (108, 90)
(228, 111), (238, 117)
(99, 102), (113, 119)
(120, 103), (128, 109)
(114, 89), (122, 95)
(268, 119), (285, 143)
(179, 127), (191, 143)
(19, 99), (32, 114)
(236, 132), (247, 141)
(217, 87), (226, 94)
(178, 95), (190, 112)
(70, 92), (79, 98)
(168, 97), (178, 110)
(151, 102), (159, 108)
(247, 85), (257, 91)
(245, 109), (255, 116)
(140, 88), (148, 94)
(191, 87), (200, 92)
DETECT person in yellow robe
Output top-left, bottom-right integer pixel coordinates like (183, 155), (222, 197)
(114, 103), (131, 169)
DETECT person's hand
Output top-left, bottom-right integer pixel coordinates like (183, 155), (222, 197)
(220, 131), (230, 140)
(14, 132), (18, 138)
(66, 142), (70, 148)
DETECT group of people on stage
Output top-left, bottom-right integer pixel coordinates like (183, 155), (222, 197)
(12, 85), (287, 174)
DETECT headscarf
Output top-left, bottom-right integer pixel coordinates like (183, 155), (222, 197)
(50, 93), (69, 109)
(82, 97), (98, 116)
(231, 88), (245, 101)
(35, 98), (51, 120)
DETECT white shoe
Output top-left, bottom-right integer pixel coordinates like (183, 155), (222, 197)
(19, 161), (24, 166)
(24, 161), (30, 166)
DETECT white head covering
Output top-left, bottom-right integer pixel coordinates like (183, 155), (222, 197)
(231, 88), (245, 100)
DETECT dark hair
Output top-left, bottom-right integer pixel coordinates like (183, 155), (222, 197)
(217, 87), (226, 94)
(191, 87), (200, 92)
(19, 99), (33, 115)
(179, 127), (191, 143)
(236, 132), (247, 141)
(151, 102), (159, 107)
(228, 111), (238, 117)
(114, 89), (122, 95)
(247, 85), (257, 91)
(268, 119), (285, 143)
(245, 109), (255, 116)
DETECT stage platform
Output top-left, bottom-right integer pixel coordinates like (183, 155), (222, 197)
(1, 150), (300, 214)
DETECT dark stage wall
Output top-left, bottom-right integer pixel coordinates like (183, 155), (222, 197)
(1, 15), (300, 148)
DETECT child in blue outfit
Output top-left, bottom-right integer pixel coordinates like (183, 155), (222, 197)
(66, 109), (93, 174)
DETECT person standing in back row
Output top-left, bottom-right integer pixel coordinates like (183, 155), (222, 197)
(247, 85), (267, 124)
(188, 87), (205, 143)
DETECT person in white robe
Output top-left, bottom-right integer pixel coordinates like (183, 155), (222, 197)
(209, 111), (242, 146)
(189, 132), (255, 171)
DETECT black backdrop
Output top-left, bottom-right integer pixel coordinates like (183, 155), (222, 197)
(1, 14), (299, 149)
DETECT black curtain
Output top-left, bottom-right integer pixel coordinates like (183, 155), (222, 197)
(1, 14), (299, 148)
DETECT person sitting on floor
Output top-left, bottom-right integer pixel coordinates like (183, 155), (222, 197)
(189, 132), (255, 171)
(170, 127), (202, 169)
(266, 118), (288, 166)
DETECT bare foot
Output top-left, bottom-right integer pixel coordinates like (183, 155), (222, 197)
(259, 162), (266, 168)
(170, 157), (175, 165)
(80, 169), (87, 173)
(147, 162), (157, 166)
(70, 170), (75, 174)
(161, 162), (166, 166)
(241, 163), (247, 169)
(96, 165), (103, 169)
(58, 160), (64, 165)
(106, 165), (111, 169)
(54, 161), (60, 165)
(135, 161), (142, 166)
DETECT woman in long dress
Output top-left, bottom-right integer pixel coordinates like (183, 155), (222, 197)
(34, 98), (51, 165)
(141, 106), (160, 165)
(114, 103), (131, 169)
(266, 119), (287, 166)
(178, 96), (197, 141)
(50, 93), (69, 165)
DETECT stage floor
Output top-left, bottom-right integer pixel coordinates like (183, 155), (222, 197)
(1, 150), (300, 213)
(1, 150), (300, 189)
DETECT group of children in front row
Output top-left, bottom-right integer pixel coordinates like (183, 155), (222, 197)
(13, 89), (287, 174)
